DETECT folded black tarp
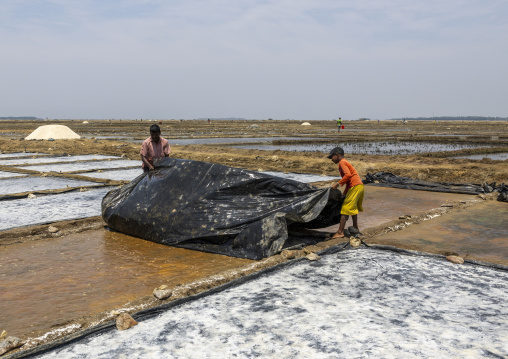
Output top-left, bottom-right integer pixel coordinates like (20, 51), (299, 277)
(363, 171), (503, 196)
(102, 158), (341, 259)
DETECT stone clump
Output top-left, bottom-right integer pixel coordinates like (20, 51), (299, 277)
(306, 253), (321, 261)
(153, 285), (173, 300)
(115, 313), (138, 330)
(446, 255), (465, 264)
(0, 335), (25, 356)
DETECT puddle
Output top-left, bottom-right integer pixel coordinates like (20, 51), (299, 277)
(17, 160), (139, 173)
(0, 152), (47, 158)
(454, 152), (508, 160)
(0, 230), (251, 337)
(34, 249), (508, 358)
(0, 188), (113, 230)
(370, 200), (508, 266)
(259, 171), (339, 183)
(233, 142), (490, 155)
(0, 171), (27, 178)
(74, 168), (144, 181)
(318, 186), (473, 233)
(0, 176), (102, 196)
(0, 154), (120, 166)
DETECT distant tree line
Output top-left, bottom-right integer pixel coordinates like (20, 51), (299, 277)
(0, 116), (38, 120)
(388, 116), (508, 121)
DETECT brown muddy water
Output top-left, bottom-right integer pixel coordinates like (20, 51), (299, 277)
(370, 200), (508, 266)
(0, 230), (251, 337)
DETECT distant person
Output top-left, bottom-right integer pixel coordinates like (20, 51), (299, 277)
(140, 124), (171, 172)
(327, 146), (364, 238)
(336, 117), (342, 132)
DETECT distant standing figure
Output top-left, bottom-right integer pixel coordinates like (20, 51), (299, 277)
(140, 124), (171, 172)
(336, 118), (342, 132)
(327, 146), (364, 238)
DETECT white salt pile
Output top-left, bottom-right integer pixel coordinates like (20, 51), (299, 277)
(25, 125), (81, 140)
(301, 122), (311, 126)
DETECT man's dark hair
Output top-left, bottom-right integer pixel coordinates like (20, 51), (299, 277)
(150, 124), (161, 133)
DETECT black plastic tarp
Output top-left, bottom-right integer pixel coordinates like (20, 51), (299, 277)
(102, 158), (341, 259)
(363, 171), (503, 196)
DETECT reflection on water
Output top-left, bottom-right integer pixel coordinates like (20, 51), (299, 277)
(233, 142), (490, 155)
(0, 230), (252, 337)
(0, 188), (113, 230)
(0, 176), (100, 196)
(370, 201), (508, 266)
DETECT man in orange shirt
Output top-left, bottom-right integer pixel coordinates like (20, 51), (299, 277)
(327, 146), (364, 238)
(140, 124), (171, 171)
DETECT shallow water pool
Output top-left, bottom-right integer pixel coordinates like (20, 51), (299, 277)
(233, 141), (490, 155)
(0, 230), (251, 337)
(454, 152), (508, 160)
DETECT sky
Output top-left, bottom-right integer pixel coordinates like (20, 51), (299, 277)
(1, 0), (508, 120)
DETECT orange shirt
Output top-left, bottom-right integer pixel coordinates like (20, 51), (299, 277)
(337, 159), (363, 195)
(140, 137), (171, 169)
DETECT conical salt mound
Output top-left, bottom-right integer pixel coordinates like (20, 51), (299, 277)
(25, 125), (81, 140)
(301, 122), (311, 126)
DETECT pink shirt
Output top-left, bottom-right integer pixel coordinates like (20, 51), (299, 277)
(140, 136), (171, 169)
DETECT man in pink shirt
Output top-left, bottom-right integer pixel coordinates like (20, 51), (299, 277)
(140, 124), (171, 171)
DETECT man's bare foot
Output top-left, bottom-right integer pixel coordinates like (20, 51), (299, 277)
(331, 233), (345, 239)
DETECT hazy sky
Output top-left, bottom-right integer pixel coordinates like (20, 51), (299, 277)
(1, 0), (507, 120)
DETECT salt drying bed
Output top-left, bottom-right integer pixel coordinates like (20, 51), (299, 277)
(0, 176), (101, 196)
(0, 171), (26, 178)
(0, 152), (48, 158)
(74, 168), (144, 181)
(18, 160), (138, 173)
(0, 154), (119, 166)
(33, 248), (508, 359)
(0, 188), (113, 230)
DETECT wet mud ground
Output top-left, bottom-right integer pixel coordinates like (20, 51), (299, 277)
(0, 119), (507, 356)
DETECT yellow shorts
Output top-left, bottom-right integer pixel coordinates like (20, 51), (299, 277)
(341, 184), (364, 216)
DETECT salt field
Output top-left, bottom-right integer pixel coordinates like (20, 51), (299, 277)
(33, 248), (508, 359)
(1, 119), (507, 358)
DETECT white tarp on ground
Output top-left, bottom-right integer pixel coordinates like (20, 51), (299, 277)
(25, 125), (80, 140)
(35, 248), (508, 359)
